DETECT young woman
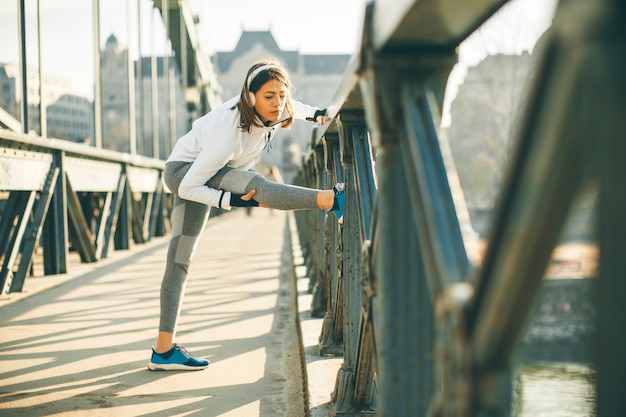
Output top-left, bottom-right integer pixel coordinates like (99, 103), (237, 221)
(148, 59), (344, 371)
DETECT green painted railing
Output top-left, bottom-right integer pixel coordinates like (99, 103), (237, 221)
(293, 0), (625, 415)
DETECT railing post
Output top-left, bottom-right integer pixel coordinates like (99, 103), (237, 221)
(349, 122), (378, 409)
(582, 5), (624, 415)
(318, 133), (344, 356)
(309, 143), (329, 317)
(295, 159), (315, 292)
(362, 62), (435, 416)
(115, 165), (132, 250)
(43, 151), (68, 275)
(374, 139), (433, 417)
(329, 116), (378, 415)
(596, 92), (626, 417)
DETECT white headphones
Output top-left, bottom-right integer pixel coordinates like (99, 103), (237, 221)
(246, 64), (288, 106)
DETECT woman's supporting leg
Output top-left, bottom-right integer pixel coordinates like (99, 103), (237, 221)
(155, 162), (210, 352)
(156, 194), (210, 349)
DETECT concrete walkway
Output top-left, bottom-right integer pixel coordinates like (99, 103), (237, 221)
(0, 209), (317, 417)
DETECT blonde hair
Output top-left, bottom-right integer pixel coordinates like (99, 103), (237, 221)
(237, 59), (294, 132)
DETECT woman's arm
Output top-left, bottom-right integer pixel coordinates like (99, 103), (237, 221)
(176, 119), (238, 208)
(177, 149), (234, 208)
(290, 99), (327, 123)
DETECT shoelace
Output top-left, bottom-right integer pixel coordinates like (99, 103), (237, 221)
(176, 345), (193, 359)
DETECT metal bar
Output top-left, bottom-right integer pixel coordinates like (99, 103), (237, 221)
(351, 124), (376, 240)
(42, 152), (68, 275)
(353, 302), (376, 406)
(127, 0), (137, 155)
(470, 27), (594, 376)
(114, 175), (132, 250)
(591, 3), (625, 415)
(37, 0), (46, 138)
(0, 191), (36, 295)
(344, 122), (378, 409)
(93, 0), (103, 148)
(304, 159), (317, 293)
(331, 133), (374, 415)
(94, 191), (113, 260)
(153, 182), (168, 237)
(400, 85), (470, 295)
(135, 0), (144, 155)
(66, 177), (97, 263)
(328, 138), (350, 405)
(162, 0), (172, 158)
(0, 128), (165, 169)
(141, 192), (154, 241)
(310, 144), (329, 318)
(147, 173), (164, 239)
(150, 9), (160, 159)
(318, 135), (343, 356)
(0, 192), (30, 292)
(373, 141), (432, 416)
(17, 0), (28, 133)
(178, 0), (188, 112)
(99, 172), (127, 258)
(596, 100), (626, 417)
(0, 193), (23, 257)
(128, 181), (146, 244)
(335, 127), (352, 358)
(370, 0), (509, 53)
(11, 167), (60, 292)
(293, 159), (317, 295)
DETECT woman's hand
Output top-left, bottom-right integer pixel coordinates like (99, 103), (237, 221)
(241, 190), (268, 208)
(241, 190), (256, 201)
(309, 108), (329, 125)
(316, 115), (330, 125)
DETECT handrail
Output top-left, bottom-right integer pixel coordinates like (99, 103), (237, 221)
(0, 129), (167, 296)
(0, 129), (165, 169)
(293, 0), (624, 415)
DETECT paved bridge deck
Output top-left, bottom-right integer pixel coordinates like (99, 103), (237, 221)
(0, 205), (597, 417)
(0, 209), (335, 417)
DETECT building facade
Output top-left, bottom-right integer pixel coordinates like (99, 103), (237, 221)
(0, 62), (93, 141)
(101, 34), (188, 158)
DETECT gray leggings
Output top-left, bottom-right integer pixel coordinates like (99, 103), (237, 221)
(158, 161), (319, 333)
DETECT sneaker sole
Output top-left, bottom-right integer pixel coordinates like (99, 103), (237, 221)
(148, 362), (209, 371)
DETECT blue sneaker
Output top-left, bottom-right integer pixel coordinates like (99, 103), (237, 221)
(330, 183), (345, 220)
(148, 344), (210, 371)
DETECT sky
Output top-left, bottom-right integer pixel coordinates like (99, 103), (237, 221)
(0, 0), (558, 106)
(189, 0), (368, 55)
(190, 0), (557, 58)
(190, 0), (558, 126)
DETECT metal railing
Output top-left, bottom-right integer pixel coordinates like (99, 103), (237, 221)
(293, 0), (624, 416)
(0, 0), (222, 297)
(0, 129), (168, 296)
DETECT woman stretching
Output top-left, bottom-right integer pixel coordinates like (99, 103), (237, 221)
(148, 59), (344, 371)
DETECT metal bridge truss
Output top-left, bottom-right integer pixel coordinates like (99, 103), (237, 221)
(0, 0), (221, 298)
(154, 0), (223, 118)
(294, 0), (624, 416)
(0, 130), (168, 296)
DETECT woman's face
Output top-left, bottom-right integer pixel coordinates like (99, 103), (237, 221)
(253, 79), (288, 124)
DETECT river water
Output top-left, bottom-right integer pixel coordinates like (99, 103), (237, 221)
(515, 362), (596, 417)
(513, 274), (596, 416)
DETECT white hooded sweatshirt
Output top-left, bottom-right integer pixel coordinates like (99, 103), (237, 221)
(166, 95), (321, 209)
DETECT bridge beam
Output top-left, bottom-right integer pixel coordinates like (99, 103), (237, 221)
(153, 0), (222, 115)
